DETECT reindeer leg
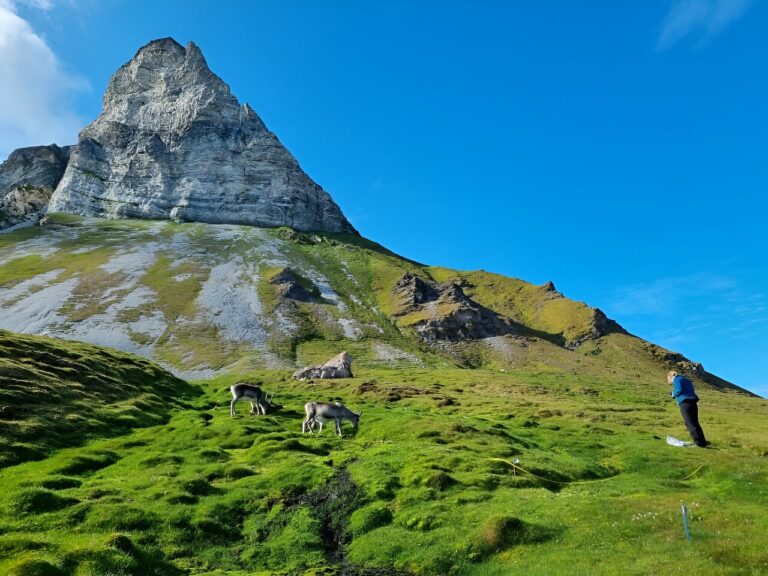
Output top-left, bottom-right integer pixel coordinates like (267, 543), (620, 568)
(336, 418), (343, 437)
(249, 401), (257, 416)
(230, 397), (237, 417)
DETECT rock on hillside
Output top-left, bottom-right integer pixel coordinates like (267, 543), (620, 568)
(269, 267), (321, 302)
(0, 145), (72, 229)
(392, 272), (516, 341)
(48, 38), (355, 234)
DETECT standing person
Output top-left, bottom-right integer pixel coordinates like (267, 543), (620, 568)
(668, 370), (708, 447)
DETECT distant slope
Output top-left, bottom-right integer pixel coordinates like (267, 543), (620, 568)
(0, 329), (198, 467)
(0, 214), (750, 395)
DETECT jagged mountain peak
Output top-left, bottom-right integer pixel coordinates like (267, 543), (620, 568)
(43, 38), (355, 234)
(99, 37), (234, 132)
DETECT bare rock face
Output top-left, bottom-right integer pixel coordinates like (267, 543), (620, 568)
(0, 144), (72, 195)
(293, 351), (354, 380)
(392, 272), (516, 342)
(541, 280), (564, 299)
(0, 145), (72, 229)
(0, 186), (54, 229)
(269, 268), (320, 302)
(48, 38), (356, 234)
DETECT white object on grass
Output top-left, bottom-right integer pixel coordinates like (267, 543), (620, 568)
(666, 436), (694, 447)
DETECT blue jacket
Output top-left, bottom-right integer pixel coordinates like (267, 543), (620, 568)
(671, 375), (699, 405)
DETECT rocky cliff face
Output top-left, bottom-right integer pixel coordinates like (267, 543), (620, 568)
(392, 272), (516, 342)
(0, 145), (72, 195)
(0, 145), (72, 229)
(48, 38), (356, 234)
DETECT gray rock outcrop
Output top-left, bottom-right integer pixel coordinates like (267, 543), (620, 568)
(392, 272), (516, 342)
(48, 38), (356, 234)
(270, 268), (320, 302)
(0, 144), (72, 228)
(0, 186), (54, 229)
(293, 351), (354, 379)
(0, 144), (72, 195)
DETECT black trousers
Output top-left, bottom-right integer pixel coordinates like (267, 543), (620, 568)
(679, 400), (707, 447)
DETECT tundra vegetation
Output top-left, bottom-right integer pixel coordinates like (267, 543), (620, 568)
(0, 219), (766, 575)
(0, 333), (766, 575)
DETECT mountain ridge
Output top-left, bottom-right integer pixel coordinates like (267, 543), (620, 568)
(0, 37), (749, 394)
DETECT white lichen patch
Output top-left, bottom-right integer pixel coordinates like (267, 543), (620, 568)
(100, 243), (160, 277)
(373, 342), (424, 365)
(338, 318), (362, 340)
(196, 257), (281, 367)
(0, 278), (79, 334)
(70, 246), (100, 254)
(65, 285), (164, 357)
(0, 234), (59, 259)
(0, 269), (65, 307)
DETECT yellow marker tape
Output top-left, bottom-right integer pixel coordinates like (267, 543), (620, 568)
(681, 464), (705, 481)
(488, 457), (619, 485)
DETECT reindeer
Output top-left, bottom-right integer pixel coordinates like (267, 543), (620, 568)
(230, 383), (274, 417)
(302, 402), (361, 437)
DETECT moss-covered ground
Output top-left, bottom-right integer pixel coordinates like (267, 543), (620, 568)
(0, 330), (198, 468)
(0, 359), (765, 575)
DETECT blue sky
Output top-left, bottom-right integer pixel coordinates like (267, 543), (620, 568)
(2, 0), (766, 396)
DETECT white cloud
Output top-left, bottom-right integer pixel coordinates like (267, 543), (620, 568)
(606, 272), (738, 316)
(606, 271), (767, 347)
(16, 0), (54, 9)
(0, 0), (86, 159)
(657, 0), (752, 50)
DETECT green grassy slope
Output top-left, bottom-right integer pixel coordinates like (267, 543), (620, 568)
(0, 217), (763, 573)
(0, 216), (748, 397)
(0, 361), (765, 575)
(0, 330), (199, 467)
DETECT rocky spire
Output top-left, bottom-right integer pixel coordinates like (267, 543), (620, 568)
(48, 38), (356, 234)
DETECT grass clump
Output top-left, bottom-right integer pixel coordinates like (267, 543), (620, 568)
(12, 488), (78, 516)
(39, 477), (82, 490)
(7, 558), (66, 576)
(85, 505), (158, 532)
(470, 515), (551, 558)
(56, 453), (119, 476)
(349, 502), (393, 536)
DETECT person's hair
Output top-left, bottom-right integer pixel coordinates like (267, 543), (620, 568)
(667, 370), (678, 384)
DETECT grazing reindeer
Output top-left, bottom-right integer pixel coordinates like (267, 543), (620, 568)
(230, 383), (274, 417)
(302, 402), (361, 437)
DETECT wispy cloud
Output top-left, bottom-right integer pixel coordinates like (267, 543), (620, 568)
(16, 0), (54, 9)
(657, 0), (752, 51)
(0, 0), (87, 159)
(605, 271), (767, 346)
(607, 272), (738, 316)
